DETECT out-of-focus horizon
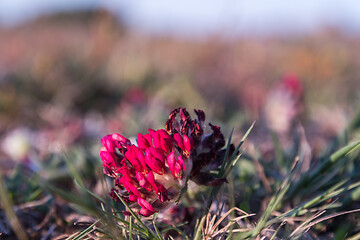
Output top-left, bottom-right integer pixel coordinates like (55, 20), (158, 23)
(1, 0), (360, 36)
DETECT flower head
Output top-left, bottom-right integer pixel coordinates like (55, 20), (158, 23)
(101, 108), (233, 217)
(265, 73), (304, 134)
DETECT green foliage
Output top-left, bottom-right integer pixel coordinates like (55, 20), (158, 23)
(4, 165), (44, 204)
(2, 118), (360, 239)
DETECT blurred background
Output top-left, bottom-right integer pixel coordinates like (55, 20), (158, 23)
(1, 0), (360, 169)
(1, 1), (360, 238)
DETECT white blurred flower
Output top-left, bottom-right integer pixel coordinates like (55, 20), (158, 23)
(264, 74), (303, 134)
(264, 90), (298, 134)
(1, 128), (32, 162)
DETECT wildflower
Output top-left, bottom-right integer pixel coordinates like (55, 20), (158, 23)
(2, 128), (31, 163)
(264, 73), (304, 134)
(101, 108), (233, 217)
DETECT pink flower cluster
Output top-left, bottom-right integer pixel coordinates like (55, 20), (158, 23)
(100, 128), (193, 216)
(100, 108), (232, 217)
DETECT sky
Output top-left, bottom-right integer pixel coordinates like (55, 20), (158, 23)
(1, 0), (360, 36)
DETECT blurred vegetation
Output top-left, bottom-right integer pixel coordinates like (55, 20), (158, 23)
(0, 9), (360, 239)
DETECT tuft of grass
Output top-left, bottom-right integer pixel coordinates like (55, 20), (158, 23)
(4, 120), (360, 239)
(0, 170), (29, 240)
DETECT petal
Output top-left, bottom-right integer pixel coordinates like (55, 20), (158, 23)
(183, 135), (192, 154)
(174, 162), (183, 179)
(165, 120), (174, 134)
(149, 147), (166, 163)
(125, 146), (144, 172)
(134, 147), (148, 172)
(158, 129), (173, 153)
(168, 108), (180, 120)
(166, 151), (176, 178)
(143, 133), (153, 147)
(124, 146), (134, 160)
(137, 133), (151, 149)
(140, 207), (155, 217)
(193, 122), (203, 136)
(145, 171), (169, 202)
(179, 108), (190, 122)
(128, 193), (138, 202)
(148, 128), (156, 136)
(140, 208), (155, 217)
(137, 198), (157, 216)
(100, 151), (113, 167)
(145, 171), (158, 190)
(173, 133), (185, 151)
(159, 138), (170, 153)
(101, 135), (116, 152)
(149, 129), (160, 149)
(177, 155), (185, 172)
(165, 109), (179, 134)
(112, 133), (131, 145)
(100, 150), (122, 170)
(123, 179), (142, 198)
(136, 172), (152, 191)
(158, 129), (171, 140)
(145, 149), (164, 174)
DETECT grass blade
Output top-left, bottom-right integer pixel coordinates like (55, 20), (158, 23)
(288, 140), (360, 199)
(114, 191), (160, 240)
(74, 178), (106, 203)
(0, 170), (29, 240)
(69, 219), (100, 240)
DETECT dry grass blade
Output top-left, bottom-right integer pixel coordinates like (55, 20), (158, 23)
(202, 207), (255, 239)
(209, 214), (217, 233)
(13, 195), (52, 211)
(251, 147), (272, 194)
(347, 231), (360, 240)
(290, 209), (360, 238)
(269, 221), (287, 240)
(271, 211), (309, 224)
(212, 207), (252, 233)
(213, 214), (256, 238)
(289, 210), (326, 237)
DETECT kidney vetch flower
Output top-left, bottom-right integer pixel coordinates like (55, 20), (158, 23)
(100, 108), (234, 217)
